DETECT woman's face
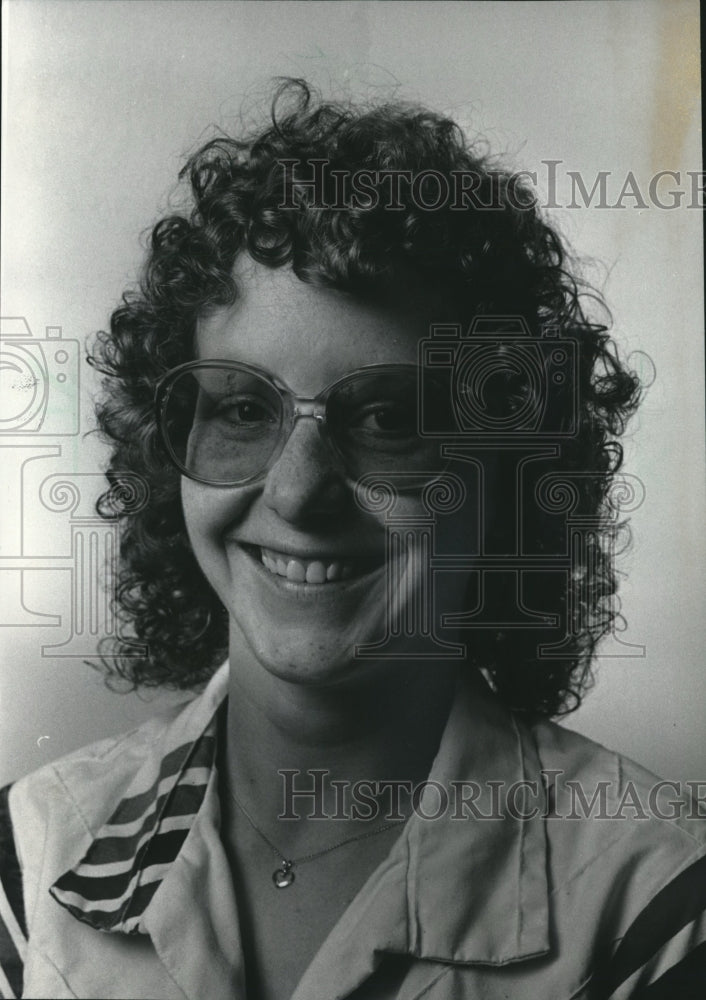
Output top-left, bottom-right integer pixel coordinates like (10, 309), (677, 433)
(181, 259), (468, 688)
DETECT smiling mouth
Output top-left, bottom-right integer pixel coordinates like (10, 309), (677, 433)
(242, 545), (385, 585)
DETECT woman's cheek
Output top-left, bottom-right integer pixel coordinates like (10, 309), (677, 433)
(180, 479), (256, 580)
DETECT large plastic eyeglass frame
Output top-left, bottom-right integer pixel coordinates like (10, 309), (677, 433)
(154, 358), (425, 488)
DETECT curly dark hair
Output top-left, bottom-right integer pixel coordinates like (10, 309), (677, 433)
(88, 78), (640, 717)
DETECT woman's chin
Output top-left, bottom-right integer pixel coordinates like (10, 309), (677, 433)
(221, 537), (443, 690)
(231, 623), (385, 689)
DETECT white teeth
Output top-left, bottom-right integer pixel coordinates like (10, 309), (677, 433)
(258, 548), (362, 584)
(286, 560), (306, 583)
(305, 562), (327, 584)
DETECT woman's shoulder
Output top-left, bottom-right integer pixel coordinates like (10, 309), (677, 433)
(8, 700), (191, 823)
(526, 716), (706, 984)
(7, 663), (229, 835)
(530, 715), (705, 843)
(0, 669), (227, 1000)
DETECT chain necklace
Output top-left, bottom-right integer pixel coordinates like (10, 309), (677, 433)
(227, 786), (406, 889)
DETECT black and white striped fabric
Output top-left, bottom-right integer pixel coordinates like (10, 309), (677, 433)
(1, 710), (705, 998)
(0, 726), (216, 997)
(0, 786), (27, 1000)
(48, 728), (217, 936)
(590, 853), (706, 998)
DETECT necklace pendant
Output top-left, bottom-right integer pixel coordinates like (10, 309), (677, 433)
(272, 860), (295, 888)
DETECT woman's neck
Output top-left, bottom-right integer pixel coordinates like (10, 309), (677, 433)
(223, 647), (460, 855)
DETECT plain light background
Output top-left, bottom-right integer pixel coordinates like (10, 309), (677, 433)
(1, 0), (703, 786)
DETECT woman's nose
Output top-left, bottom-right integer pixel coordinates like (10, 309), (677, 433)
(262, 418), (348, 524)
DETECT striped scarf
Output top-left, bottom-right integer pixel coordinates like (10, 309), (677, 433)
(49, 724), (217, 935)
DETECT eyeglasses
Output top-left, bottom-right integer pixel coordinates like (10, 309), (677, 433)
(155, 360), (446, 487)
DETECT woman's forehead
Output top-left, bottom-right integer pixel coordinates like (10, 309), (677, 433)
(195, 259), (453, 385)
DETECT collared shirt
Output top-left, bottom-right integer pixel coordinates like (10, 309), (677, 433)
(1, 662), (705, 999)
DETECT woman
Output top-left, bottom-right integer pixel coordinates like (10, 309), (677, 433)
(1, 80), (704, 1000)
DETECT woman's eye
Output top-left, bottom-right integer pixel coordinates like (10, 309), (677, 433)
(215, 398), (276, 425)
(355, 404), (416, 436)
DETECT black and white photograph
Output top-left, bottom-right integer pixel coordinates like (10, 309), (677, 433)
(1, 2), (704, 998)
